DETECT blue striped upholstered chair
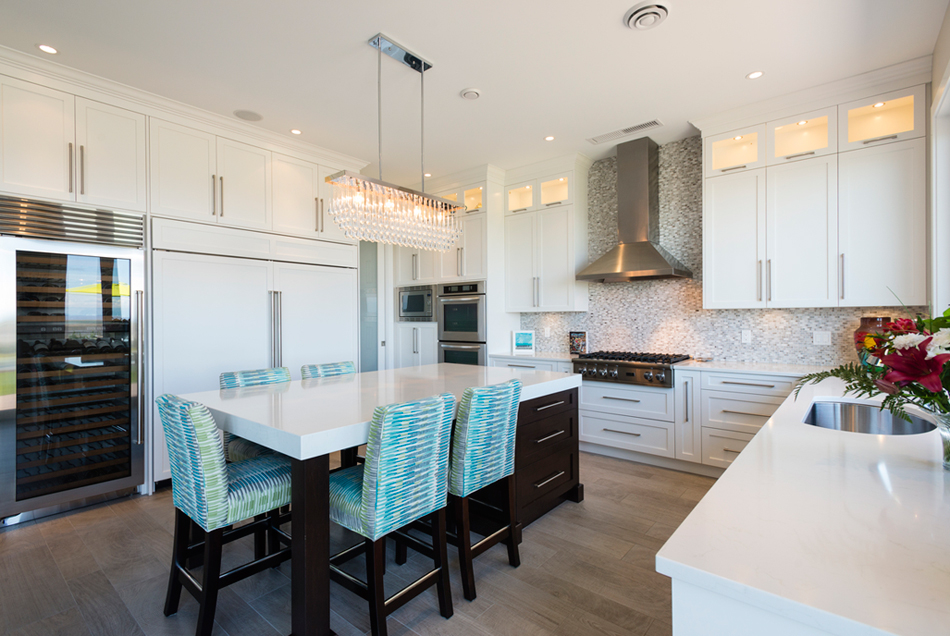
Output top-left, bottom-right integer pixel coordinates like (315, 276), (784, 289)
(328, 393), (456, 636)
(301, 360), (356, 379)
(156, 394), (292, 636)
(218, 367), (290, 462)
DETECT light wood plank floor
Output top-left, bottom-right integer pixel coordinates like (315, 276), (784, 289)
(0, 452), (715, 636)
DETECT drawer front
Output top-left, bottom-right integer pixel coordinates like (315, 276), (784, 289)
(517, 408), (576, 467)
(580, 382), (673, 422)
(702, 427), (754, 468)
(702, 390), (784, 435)
(491, 357), (557, 372)
(517, 443), (576, 509)
(701, 372), (799, 397)
(579, 411), (673, 458)
(519, 388), (577, 424)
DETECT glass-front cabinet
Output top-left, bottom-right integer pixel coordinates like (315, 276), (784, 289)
(507, 181), (534, 213)
(838, 85), (925, 152)
(463, 186), (483, 213)
(705, 125), (767, 176)
(767, 107), (837, 164)
(540, 174), (571, 207)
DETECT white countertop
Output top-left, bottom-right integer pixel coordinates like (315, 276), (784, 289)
(489, 351), (576, 362)
(655, 378), (950, 636)
(178, 363), (580, 461)
(674, 359), (829, 376)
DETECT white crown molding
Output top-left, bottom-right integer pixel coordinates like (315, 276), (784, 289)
(690, 56), (933, 137)
(0, 45), (368, 171)
(504, 152), (593, 183)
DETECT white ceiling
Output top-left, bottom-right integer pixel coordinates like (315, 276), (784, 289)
(0, 0), (946, 185)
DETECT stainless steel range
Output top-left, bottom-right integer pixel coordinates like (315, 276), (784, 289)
(572, 351), (690, 388)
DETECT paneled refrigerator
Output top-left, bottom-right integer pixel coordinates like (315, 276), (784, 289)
(0, 198), (146, 523)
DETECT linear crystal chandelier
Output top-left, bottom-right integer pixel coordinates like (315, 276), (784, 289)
(325, 34), (463, 251)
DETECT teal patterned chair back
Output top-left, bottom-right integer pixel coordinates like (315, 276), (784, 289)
(219, 367), (291, 389)
(449, 380), (522, 498)
(301, 361), (356, 379)
(359, 393), (455, 540)
(156, 394), (230, 532)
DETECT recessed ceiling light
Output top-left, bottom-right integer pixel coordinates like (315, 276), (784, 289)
(734, 136), (743, 140)
(873, 102), (885, 108)
(290, 129), (301, 135)
(797, 120), (807, 126)
(544, 136), (555, 141)
(233, 110), (263, 122)
(424, 173), (432, 178)
(746, 71), (764, 80)
(460, 88), (481, 100)
(36, 44), (58, 55)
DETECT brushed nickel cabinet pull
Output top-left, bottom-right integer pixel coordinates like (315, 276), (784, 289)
(212, 175), (217, 215)
(412, 254), (418, 280)
(862, 134), (898, 145)
(320, 198), (325, 232)
(757, 260), (762, 302)
(840, 254), (845, 299)
(684, 380), (689, 422)
(534, 471), (565, 489)
(68, 143), (74, 193)
(723, 447), (742, 454)
(721, 164), (747, 173)
(766, 259), (772, 301)
(604, 428), (641, 436)
(507, 363), (536, 369)
(602, 395), (641, 403)
(315, 198), (320, 232)
(785, 151), (815, 160)
(722, 380), (775, 388)
(512, 207), (528, 213)
(534, 430), (566, 444)
(722, 409), (766, 417)
(79, 145), (85, 194)
(135, 290), (145, 445)
(536, 400), (565, 412)
(219, 176), (224, 216)
(457, 247), (462, 276)
(545, 201), (562, 206)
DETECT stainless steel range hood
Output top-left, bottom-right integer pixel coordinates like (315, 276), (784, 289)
(577, 137), (692, 282)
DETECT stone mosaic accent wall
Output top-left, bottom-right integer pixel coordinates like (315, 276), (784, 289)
(520, 135), (924, 366)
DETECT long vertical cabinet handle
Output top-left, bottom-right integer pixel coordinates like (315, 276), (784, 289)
(269, 291), (278, 367)
(79, 145), (85, 195)
(219, 176), (224, 217)
(412, 254), (418, 281)
(320, 198), (325, 232)
(212, 175), (217, 215)
(135, 290), (145, 445)
(275, 291), (283, 367)
(840, 254), (845, 300)
(460, 247), (464, 277)
(413, 327), (419, 354)
(68, 143), (74, 193)
(766, 259), (772, 302)
(315, 198), (320, 232)
(684, 379), (689, 423)
(457, 248), (462, 276)
(757, 260), (763, 301)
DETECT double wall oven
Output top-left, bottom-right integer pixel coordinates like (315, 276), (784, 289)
(437, 281), (487, 366)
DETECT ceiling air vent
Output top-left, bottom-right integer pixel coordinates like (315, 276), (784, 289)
(586, 119), (663, 145)
(624, 3), (669, 30)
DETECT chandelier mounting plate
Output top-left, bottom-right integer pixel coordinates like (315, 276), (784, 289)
(369, 34), (432, 73)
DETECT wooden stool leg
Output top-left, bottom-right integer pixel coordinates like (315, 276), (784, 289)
(164, 509), (189, 616)
(394, 537), (407, 565)
(267, 509), (281, 563)
(340, 447), (358, 468)
(186, 517), (203, 569)
(366, 537), (388, 636)
(253, 514), (266, 559)
(506, 475), (521, 567)
(196, 528), (223, 636)
(431, 508), (454, 619)
(454, 495), (477, 601)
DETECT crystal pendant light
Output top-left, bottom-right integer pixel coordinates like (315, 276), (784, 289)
(325, 34), (463, 251)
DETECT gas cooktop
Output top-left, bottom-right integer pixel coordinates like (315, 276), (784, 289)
(576, 351), (690, 365)
(572, 351), (690, 387)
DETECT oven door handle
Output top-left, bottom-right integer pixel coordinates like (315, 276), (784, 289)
(438, 296), (481, 302)
(440, 343), (482, 350)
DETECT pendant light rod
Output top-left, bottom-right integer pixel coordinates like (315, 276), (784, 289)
(377, 38), (382, 181)
(421, 64), (425, 193)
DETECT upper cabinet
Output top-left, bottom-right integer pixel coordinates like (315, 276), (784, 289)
(506, 173), (573, 214)
(766, 107), (836, 164)
(215, 137), (271, 230)
(272, 153), (321, 237)
(704, 125), (766, 177)
(838, 85), (925, 152)
(0, 76), (146, 211)
(149, 119), (216, 221)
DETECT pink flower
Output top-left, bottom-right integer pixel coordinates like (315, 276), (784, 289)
(885, 318), (923, 335)
(880, 336), (950, 393)
(874, 379), (900, 395)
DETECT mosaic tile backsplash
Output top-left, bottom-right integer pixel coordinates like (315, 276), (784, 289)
(520, 135), (925, 366)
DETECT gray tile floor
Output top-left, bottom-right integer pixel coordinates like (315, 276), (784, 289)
(0, 452), (715, 636)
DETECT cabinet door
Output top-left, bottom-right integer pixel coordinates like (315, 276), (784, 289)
(416, 250), (438, 282)
(703, 169), (767, 309)
(0, 76), (75, 201)
(216, 137), (271, 230)
(149, 119), (216, 221)
(272, 153), (319, 237)
(674, 371), (701, 463)
(537, 205), (573, 310)
(506, 179), (536, 214)
(393, 323), (418, 368)
(275, 263), (358, 379)
(440, 239), (462, 281)
(151, 251), (273, 481)
(838, 85), (925, 152)
(766, 107), (836, 165)
(75, 98), (147, 212)
(766, 156), (838, 308)
(417, 323), (439, 366)
(505, 212), (538, 311)
(460, 213), (487, 279)
(317, 165), (354, 243)
(839, 138), (926, 306)
(394, 247), (417, 286)
(704, 125), (766, 176)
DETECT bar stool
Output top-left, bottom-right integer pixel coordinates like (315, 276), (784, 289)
(156, 394), (292, 636)
(301, 361), (356, 378)
(396, 379), (522, 601)
(219, 367), (291, 462)
(328, 393), (456, 636)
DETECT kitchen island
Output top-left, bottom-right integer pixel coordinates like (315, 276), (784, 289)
(656, 378), (950, 636)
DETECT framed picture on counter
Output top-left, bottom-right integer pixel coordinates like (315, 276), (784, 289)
(511, 330), (535, 356)
(569, 331), (588, 355)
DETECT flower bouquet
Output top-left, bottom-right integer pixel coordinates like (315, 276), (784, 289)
(796, 312), (950, 469)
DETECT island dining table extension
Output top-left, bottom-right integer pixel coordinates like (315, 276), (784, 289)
(177, 362), (582, 636)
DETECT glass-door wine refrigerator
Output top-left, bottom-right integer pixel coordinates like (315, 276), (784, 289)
(0, 214), (145, 522)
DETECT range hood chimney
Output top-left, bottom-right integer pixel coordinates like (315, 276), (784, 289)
(576, 137), (692, 282)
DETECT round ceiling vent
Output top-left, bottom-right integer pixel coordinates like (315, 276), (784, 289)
(460, 88), (481, 100)
(624, 2), (669, 30)
(233, 109), (263, 121)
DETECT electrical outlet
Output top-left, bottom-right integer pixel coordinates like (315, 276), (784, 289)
(741, 330), (752, 344)
(813, 331), (832, 346)
(544, 327), (551, 338)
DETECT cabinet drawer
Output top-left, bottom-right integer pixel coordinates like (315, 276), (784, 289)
(702, 427), (754, 468)
(517, 443), (576, 509)
(701, 372), (798, 397)
(492, 358), (557, 372)
(517, 408), (576, 467)
(580, 382), (673, 422)
(518, 388), (576, 425)
(701, 390), (784, 435)
(579, 411), (673, 458)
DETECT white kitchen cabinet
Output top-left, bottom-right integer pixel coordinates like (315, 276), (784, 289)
(537, 206), (574, 310)
(504, 212), (538, 311)
(215, 137), (271, 230)
(317, 165), (353, 243)
(766, 107), (836, 165)
(838, 137), (926, 306)
(395, 247), (439, 285)
(702, 391), (784, 436)
(580, 411), (674, 458)
(272, 153), (320, 238)
(506, 179), (536, 214)
(765, 155), (838, 308)
(273, 262), (358, 379)
(505, 174), (573, 214)
(439, 212), (486, 281)
(838, 84), (925, 152)
(75, 98), (147, 212)
(674, 370), (701, 464)
(489, 356), (557, 372)
(703, 169), (766, 309)
(0, 76), (75, 202)
(393, 322), (438, 368)
(149, 119), (217, 221)
(704, 125), (766, 176)
(701, 428), (754, 469)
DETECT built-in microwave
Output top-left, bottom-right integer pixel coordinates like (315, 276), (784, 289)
(397, 285), (435, 321)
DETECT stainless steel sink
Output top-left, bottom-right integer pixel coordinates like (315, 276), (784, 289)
(804, 401), (935, 435)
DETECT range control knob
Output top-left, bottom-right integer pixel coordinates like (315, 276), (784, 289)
(609, 367), (619, 379)
(577, 365), (588, 376)
(644, 371), (654, 382)
(599, 367), (609, 378)
(655, 370), (666, 384)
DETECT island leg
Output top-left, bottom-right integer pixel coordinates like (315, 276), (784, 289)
(292, 454), (334, 636)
